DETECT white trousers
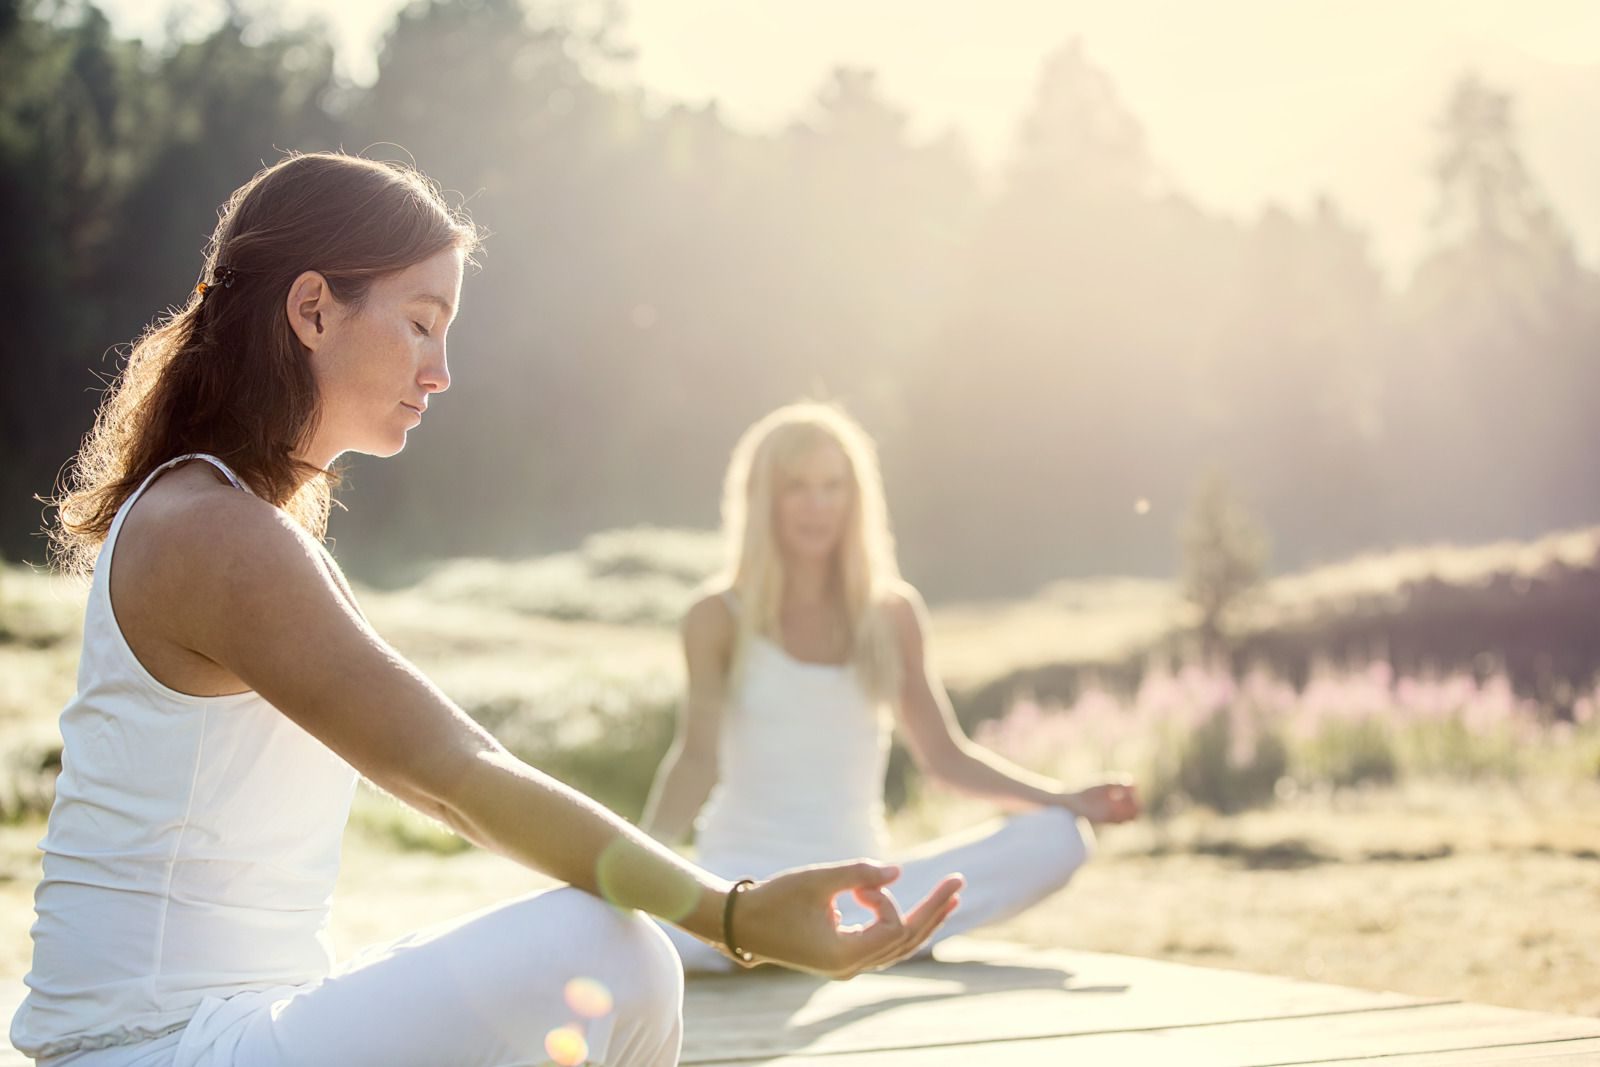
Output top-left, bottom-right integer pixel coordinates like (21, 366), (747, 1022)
(665, 806), (1095, 973)
(43, 888), (684, 1067)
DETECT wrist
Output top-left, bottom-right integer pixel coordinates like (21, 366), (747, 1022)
(1050, 788), (1084, 816)
(681, 875), (736, 945)
(722, 879), (757, 963)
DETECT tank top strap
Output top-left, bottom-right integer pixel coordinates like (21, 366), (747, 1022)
(99, 454), (255, 566)
(132, 453), (255, 501)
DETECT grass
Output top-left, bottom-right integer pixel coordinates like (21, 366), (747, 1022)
(2, 525), (1598, 1020)
(976, 779), (1600, 1017)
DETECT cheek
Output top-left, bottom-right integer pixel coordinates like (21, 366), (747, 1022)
(775, 495), (805, 533)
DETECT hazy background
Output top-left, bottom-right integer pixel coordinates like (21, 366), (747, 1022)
(3, 0), (1598, 596)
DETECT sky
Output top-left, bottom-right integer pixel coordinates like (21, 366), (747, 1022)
(96, 0), (1600, 282)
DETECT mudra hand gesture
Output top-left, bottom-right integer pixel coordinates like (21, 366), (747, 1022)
(1063, 779), (1141, 824)
(726, 862), (963, 978)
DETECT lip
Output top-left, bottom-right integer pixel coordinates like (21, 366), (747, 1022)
(400, 401), (426, 417)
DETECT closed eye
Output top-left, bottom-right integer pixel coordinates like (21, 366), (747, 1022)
(412, 321), (432, 338)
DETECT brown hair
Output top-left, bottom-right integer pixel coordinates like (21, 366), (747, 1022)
(49, 151), (481, 576)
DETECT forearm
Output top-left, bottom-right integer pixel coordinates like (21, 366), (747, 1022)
(441, 747), (732, 944)
(928, 740), (1067, 810)
(638, 748), (715, 842)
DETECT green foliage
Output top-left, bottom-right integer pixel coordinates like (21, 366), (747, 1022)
(347, 787), (473, 854)
(530, 703), (676, 823)
(0, 728), (59, 823)
(1147, 707), (1289, 815)
(411, 526), (720, 624)
(1296, 720), (1399, 788)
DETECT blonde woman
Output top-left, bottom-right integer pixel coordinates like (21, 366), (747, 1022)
(641, 402), (1139, 972)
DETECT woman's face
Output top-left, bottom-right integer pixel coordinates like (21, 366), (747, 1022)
(306, 247), (463, 462)
(773, 441), (853, 565)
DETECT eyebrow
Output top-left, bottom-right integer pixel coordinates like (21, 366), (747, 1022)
(409, 293), (457, 319)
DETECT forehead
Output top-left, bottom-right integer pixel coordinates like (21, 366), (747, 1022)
(780, 439), (851, 480)
(375, 247), (464, 307)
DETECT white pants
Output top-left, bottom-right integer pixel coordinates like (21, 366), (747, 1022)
(665, 806), (1095, 973)
(43, 888), (683, 1067)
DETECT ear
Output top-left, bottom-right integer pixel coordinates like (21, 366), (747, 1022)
(285, 270), (337, 352)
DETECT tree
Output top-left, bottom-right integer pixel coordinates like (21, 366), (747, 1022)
(1181, 470), (1269, 659)
(899, 40), (1197, 594)
(1395, 74), (1597, 541)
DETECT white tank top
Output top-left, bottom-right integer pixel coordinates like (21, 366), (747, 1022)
(10, 454), (358, 1060)
(692, 591), (890, 878)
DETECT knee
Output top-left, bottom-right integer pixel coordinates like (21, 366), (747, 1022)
(556, 890), (684, 1035)
(613, 907), (686, 1024)
(1025, 806), (1094, 888)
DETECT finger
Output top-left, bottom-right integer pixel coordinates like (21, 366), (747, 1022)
(831, 873), (960, 976)
(852, 884), (903, 925)
(831, 888), (915, 968)
(902, 874), (963, 928)
(902, 886), (961, 951)
(853, 876), (959, 973)
(860, 891), (961, 975)
(808, 859), (902, 897)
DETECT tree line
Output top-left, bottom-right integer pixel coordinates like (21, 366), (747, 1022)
(3, 0), (1595, 597)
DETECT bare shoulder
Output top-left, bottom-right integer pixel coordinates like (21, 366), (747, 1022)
(681, 587), (737, 650)
(117, 463), (331, 615)
(132, 466), (308, 562)
(878, 579), (928, 635)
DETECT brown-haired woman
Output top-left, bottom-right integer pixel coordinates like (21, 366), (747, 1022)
(10, 152), (961, 1067)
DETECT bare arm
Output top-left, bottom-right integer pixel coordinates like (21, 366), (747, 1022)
(887, 585), (1139, 822)
(157, 494), (959, 975)
(639, 594), (731, 843)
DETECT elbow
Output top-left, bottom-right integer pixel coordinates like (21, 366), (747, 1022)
(909, 738), (966, 784)
(669, 743), (720, 786)
(370, 738), (504, 836)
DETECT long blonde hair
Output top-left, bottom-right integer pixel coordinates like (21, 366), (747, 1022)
(719, 402), (903, 703)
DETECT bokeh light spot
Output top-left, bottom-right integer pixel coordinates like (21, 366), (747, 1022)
(1134, 497), (1152, 515)
(565, 976), (614, 1019)
(545, 1025), (588, 1066)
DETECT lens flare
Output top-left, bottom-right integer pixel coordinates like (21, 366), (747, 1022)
(595, 839), (698, 921)
(564, 977), (614, 1019)
(1134, 497), (1152, 515)
(545, 1025), (588, 1066)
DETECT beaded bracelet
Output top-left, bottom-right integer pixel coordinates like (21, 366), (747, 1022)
(723, 879), (756, 964)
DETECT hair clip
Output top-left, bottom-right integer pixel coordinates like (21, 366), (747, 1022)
(196, 265), (238, 298)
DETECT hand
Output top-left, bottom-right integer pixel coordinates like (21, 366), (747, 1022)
(728, 860), (963, 979)
(1063, 779), (1140, 824)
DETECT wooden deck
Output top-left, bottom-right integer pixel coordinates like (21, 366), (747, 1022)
(5, 938), (1599, 1064)
(679, 939), (1600, 1066)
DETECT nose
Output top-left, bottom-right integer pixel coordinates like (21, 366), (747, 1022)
(421, 343), (451, 394)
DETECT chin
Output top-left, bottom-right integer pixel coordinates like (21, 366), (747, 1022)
(785, 540), (839, 563)
(355, 432), (409, 459)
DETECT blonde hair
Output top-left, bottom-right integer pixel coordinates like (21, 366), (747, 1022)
(719, 401), (903, 703)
